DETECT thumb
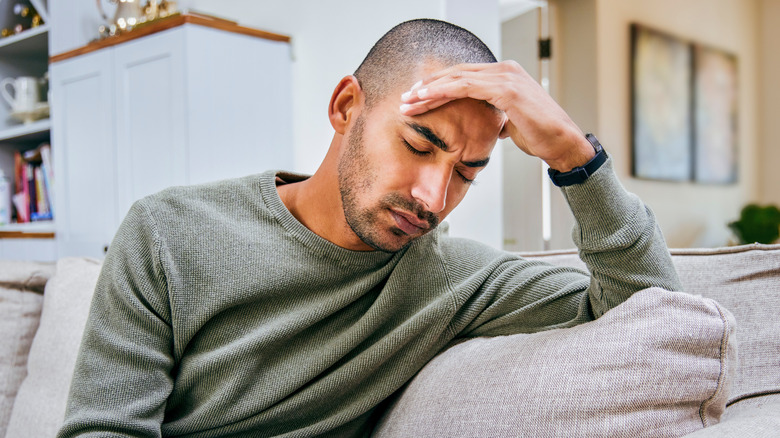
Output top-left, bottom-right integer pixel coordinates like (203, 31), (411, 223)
(499, 117), (513, 139)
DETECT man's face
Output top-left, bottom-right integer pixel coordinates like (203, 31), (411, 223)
(338, 80), (504, 252)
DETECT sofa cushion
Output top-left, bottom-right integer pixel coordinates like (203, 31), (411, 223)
(681, 393), (780, 437)
(373, 287), (736, 437)
(669, 244), (780, 406)
(522, 244), (780, 406)
(0, 260), (55, 438)
(5, 257), (102, 438)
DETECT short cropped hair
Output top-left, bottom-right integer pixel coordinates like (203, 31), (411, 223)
(354, 19), (497, 108)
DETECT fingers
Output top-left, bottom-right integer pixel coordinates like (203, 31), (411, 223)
(400, 76), (499, 116)
(398, 61), (529, 116)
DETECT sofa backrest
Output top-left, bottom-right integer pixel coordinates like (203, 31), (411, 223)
(521, 243), (780, 406)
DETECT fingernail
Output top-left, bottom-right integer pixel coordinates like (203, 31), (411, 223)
(400, 103), (412, 113)
(401, 91), (412, 101)
(417, 88), (428, 98)
(411, 80), (422, 90)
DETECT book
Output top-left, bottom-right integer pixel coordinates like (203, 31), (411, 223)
(39, 144), (54, 216)
(26, 162), (36, 218)
(11, 143), (54, 224)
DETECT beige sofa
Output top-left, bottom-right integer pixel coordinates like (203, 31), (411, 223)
(1, 244), (778, 437)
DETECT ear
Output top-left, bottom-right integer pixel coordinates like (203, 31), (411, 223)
(328, 75), (363, 135)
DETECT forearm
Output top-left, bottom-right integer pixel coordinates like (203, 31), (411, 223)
(560, 157), (682, 317)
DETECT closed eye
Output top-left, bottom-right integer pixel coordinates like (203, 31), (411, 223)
(402, 137), (476, 184)
(456, 170), (475, 185)
(402, 138), (429, 156)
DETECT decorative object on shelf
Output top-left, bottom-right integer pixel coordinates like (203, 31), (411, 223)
(1, 75), (49, 124)
(157, 0), (177, 18)
(1, 1), (41, 38)
(97, 0), (145, 34)
(630, 23), (739, 184)
(728, 204), (780, 245)
(96, 0), (178, 38)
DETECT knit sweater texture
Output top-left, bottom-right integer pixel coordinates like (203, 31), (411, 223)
(59, 159), (681, 437)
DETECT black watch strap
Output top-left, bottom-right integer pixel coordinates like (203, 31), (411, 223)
(547, 133), (608, 187)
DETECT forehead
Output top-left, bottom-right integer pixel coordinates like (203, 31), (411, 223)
(375, 61), (504, 141)
(412, 98), (503, 144)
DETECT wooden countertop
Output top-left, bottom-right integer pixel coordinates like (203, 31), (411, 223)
(50, 12), (291, 63)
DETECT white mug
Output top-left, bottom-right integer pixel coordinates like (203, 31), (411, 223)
(1, 76), (41, 113)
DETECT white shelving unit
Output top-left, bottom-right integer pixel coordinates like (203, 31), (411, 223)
(0, 0), (56, 260)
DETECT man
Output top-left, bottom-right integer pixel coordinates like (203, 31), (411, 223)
(59, 19), (681, 437)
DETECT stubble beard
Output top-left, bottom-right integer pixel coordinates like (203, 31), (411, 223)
(338, 115), (439, 253)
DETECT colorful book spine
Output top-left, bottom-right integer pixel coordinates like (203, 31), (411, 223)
(9, 144), (55, 225)
(39, 144), (54, 217)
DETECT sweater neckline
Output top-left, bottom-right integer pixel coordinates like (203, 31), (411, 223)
(259, 170), (400, 268)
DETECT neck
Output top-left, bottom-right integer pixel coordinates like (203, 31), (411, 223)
(277, 135), (374, 251)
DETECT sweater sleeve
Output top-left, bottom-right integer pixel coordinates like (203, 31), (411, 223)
(58, 200), (174, 438)
(448, 158), (682, 337)
(560, 157), (682, 316)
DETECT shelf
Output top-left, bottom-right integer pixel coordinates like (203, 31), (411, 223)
(0, 220), (55, 239)
(0, 25), (49, 57)
(0, 118), (50, 143)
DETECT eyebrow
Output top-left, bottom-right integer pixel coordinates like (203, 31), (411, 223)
(405, 122), (490, 168)
(407, 122), (449, 151)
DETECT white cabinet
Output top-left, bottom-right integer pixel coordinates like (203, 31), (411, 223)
(51, 20), (292, 258)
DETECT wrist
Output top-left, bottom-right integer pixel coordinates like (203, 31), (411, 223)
(545, 135), (596, 173)
(545, 134), (597, 172)
(547, 134), (608, 187)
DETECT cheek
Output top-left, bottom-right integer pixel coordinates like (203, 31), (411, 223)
(438, 181), (470, 219)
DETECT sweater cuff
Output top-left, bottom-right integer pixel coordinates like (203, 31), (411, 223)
(559, 157), (644, 247)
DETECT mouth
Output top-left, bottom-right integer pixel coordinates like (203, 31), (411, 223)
(389, 209), (430, 235)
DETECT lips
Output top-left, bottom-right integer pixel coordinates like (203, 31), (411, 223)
(390, 209), (429, 235)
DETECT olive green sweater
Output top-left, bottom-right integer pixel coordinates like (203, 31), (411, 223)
(59, 160), (680, 437)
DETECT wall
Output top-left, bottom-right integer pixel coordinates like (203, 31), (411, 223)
(759, 0), (780, 206)
(566, 0), (761, 248)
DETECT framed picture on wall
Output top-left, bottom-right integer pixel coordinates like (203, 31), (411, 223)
(630, 23), (740, 184)
(630, 24), (693, 182)
(693, 45), (738, 184)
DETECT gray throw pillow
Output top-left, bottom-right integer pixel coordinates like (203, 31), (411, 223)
(6, 257), (102, 438)
(0, 260), (53, 437)
(373, 288), (736, 437)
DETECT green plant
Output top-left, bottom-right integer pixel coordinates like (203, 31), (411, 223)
(728, 204), (780, 244)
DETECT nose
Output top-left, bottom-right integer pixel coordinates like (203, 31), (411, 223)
(410, 164), (451, 214)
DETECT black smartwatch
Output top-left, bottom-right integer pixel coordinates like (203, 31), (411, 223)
(547, 133), (608, 187)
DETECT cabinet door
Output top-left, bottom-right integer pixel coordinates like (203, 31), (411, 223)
(113, 29), (187, 222)
(184, 25), (293, 185)
(51, 50), (118, 258)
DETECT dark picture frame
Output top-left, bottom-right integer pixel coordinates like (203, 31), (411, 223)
(630, 23), (739, 184)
